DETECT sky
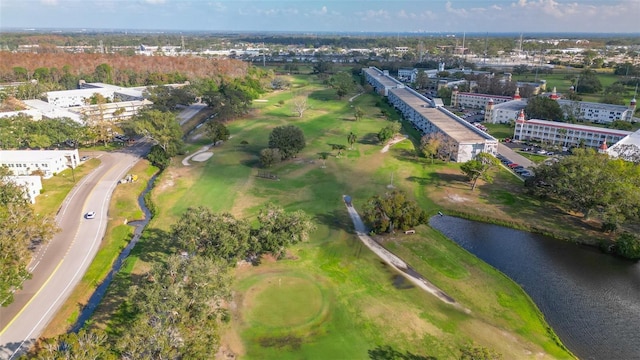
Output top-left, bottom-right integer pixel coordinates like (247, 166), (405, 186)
(0, 0), (638, 34)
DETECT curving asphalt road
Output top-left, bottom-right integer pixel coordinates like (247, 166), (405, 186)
(0, 140), (150, 359)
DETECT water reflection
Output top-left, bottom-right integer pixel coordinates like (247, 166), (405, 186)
(430, 216), (640, 360)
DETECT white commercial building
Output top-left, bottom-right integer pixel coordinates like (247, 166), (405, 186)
(3, 176), (43, 204)
(364, 67), (498, 163)
(68, 99), (152, 124)
(46, 82), (145, 108)
(22, 99), (83, 123)
(0, 149), (79, 179)
(513, 110), (631, 148)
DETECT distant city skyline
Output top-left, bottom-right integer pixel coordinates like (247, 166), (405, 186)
(1, 0), (638, 34)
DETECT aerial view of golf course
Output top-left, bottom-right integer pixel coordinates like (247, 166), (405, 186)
(40, 70), (579, 360)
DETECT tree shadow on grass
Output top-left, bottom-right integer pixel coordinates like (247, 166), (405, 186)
(368, 345), (437, 360)
(314, 209), (353, 233)
(134, 227), (178, 265)
(308, 89), (338, 102)
(359, 132), (380, 145)
(87, 270), (147, 336)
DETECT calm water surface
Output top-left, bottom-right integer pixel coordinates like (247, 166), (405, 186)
(429, 216), (640, 360)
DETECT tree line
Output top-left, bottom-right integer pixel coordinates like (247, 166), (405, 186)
(0, 167), (57, 306)
(25, 203), (315, 358)
(0, 52), (249, 88)
(527, 148), (640, 259)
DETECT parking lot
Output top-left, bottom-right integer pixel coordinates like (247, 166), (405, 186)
(496, 143), (536, 179)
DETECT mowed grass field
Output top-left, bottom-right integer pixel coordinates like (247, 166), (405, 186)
(107, 74), (574, 359)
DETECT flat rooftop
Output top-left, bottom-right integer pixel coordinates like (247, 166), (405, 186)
(525, 119), (632, 136)
(494, 99), (528, 111)
(363, 67), (401, 88)
(0, 149), (77, 162)
(391, 87), (489, 143)
(47, 87), (115, 98)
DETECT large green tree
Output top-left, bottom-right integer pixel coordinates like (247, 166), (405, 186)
(251, 203), (315, 257)
(1, 167), (57, 306)
(205, 121), (230, 145)
(529, 148), (640, 229)
(377, 122), (402, 144)
(460, 152), (500, 191)
(171, 207), (251, 263)
(117, 254), (231, 359)
(524, 96), (564, 121)
(130, 109), (183, 156)
(268, 125), (306, 160)
(575, 69), (603, 94)
(259, 148), (282, 167)
(146, 85), (196, 112)
(202, 80), (258, 120)
(362, 190), (428, 234)
(329, 71), (357, 98)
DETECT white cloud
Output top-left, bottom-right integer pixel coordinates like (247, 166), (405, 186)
(143, 0), (166, 4)
(208, 2), (226, 12)
(357, 9), (390, 21)
(40, 0), (58, 5)
(311, 5), (328, 16)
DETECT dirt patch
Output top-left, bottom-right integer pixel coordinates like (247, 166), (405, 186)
(192, 151), (214, 162)
(459, 319), (551, 359)
(362, 301), (443, 339)
(446, 192), (469, 203)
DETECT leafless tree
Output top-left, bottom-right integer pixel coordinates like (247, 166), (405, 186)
(292, 97), (310, 118)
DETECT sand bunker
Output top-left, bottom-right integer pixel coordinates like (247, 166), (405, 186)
(191, 152), (214, 162)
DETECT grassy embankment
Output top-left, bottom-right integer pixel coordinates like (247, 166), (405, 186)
(89, 73), (578, 359)
(40, 159), (158, 337)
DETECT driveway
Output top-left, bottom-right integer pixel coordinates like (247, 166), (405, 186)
(497, 143), (536, 169)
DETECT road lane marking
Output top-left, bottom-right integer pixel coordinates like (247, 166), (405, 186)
(0, 259), (64, 337)
(1, 152), (143, 358)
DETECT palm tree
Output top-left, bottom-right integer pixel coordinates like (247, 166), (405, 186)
(347, 132), (357, 150)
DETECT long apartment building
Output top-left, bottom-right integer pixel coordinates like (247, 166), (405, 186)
(363, 67), (498, 162)
(513, 110), (632, 148)
(451, 87), (519, 110)
(484, 92), (636, 125)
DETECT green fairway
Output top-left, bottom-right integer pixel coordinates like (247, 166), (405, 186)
(104, 73), (575, 359)
(243, 274), (327, 329)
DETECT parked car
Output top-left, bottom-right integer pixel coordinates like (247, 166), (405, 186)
(508, 163), (519, 168)
(536, 150), (547, 155)
(80, 156), (89, 161)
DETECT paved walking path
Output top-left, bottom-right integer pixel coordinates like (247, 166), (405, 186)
(182, 144), (212, 166)
(343, 196), (470, 313)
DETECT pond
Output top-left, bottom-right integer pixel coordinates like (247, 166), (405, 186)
(429, 216), (640, 360)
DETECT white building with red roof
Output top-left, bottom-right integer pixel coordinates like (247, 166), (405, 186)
(513, 110), (631, 149)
